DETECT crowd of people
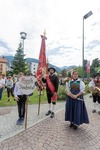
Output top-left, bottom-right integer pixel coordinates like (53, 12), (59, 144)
(0, 69), (100, 130)
(0, 73), (17, 102)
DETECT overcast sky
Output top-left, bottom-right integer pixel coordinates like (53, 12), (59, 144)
(0, 0), (100, 67)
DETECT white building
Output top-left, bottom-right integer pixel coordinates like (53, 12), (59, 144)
(29, 62), (38, 75)
(0, 57), (7, 74)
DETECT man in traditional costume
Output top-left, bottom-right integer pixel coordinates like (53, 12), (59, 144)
(89, 73), (100, 114)
(42, 67), (59, 118)
(65, 70), (89, 130)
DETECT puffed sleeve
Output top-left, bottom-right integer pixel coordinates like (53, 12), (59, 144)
(88, 79), (95, 88)
(80, 81), (85, 93)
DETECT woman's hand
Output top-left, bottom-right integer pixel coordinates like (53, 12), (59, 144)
(72, 95), (78, 99)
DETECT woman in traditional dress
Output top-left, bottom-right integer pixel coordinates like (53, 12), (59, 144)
(65, 70), (89, 130)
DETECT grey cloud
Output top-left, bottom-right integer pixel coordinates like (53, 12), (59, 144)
(86, 40), (100, 51)
(92, 22), (98, 26)
(0, 39), (13, 52)
(74, 48), (80, 51)
(86, 53), (92, 56)
(47, 45), (73, 55)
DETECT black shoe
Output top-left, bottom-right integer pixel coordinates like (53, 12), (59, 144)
(69, 123), (74, 127)
(73, 125), (78, 130)
(18, 118), (24, 125)
(46, 110), (51, 116)
(16, 118), (21, 125)
(50, 112), (54, 118)
(92, 109), (96, 113)
(98, 111), (100, 115)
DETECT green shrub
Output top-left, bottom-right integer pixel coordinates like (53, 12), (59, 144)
(84, 80), (89, 85)
(1, 84), (91, 107)
(85, 84), (90, 93)
(57, 85), (66, 100)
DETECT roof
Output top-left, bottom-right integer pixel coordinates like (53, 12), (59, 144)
(0, 58), (8, 63)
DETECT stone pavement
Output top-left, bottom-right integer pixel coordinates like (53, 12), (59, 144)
(0, 94), (100, 150)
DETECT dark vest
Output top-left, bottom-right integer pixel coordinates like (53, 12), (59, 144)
(70, 80), (80, 91)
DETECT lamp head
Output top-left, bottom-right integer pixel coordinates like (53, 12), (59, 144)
(20, 32), (27, 40)
(84, 11), (93, 19)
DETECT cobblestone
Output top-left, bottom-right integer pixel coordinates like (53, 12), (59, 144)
(0, 94), (100, 149)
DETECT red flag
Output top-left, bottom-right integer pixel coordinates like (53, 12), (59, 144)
(36, 34), (47, 90)
(38, 35), (47, 68)
(86, 61), (90, 73)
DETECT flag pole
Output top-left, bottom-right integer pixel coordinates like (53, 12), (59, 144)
(38, 88), (41, 115)
(25, 95), (28, 129)
(37, 30), (47, 115)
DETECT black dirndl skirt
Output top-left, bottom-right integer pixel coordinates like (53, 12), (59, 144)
(65, 94), (89, 125)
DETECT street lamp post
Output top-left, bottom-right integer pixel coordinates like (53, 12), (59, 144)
(20, 32), (27, 54)
(82, 11), (93, 81)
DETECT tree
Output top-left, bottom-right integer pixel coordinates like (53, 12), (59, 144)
(90, 58), (100, 77)
(76, 66), (82, 77)
(91, 58), (100, 68)
(61, 68), (67, 77)
(90, 66), (97, 77)
(12, 43), (28, 74)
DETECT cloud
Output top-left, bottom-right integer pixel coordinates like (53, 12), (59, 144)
(0, 40), (11, 50)
(0, 0), (100, 67)
(86, 40), (100, 51)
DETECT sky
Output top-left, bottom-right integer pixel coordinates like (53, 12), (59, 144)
(0, 0), (100, 67)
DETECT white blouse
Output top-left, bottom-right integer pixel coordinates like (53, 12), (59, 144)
(67, 79), (85, 93)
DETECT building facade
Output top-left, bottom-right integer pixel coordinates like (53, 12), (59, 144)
(28, 62), (38, 75)
(0, 57), (7, 74)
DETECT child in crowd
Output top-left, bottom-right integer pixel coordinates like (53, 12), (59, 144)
(0, 73), (5, 101)
(14, 72), (27, 125)
(6, 76), (14, 101)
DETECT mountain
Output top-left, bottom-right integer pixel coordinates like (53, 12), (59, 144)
(60, 66), (68, 69)
(60, 65), (78, 71)
(1, 55), (77, 73)
(3, 56), (14, 62)
(48, 64), (62, 73)
(26, 57), (38, 63)
(66, 65), (77, 71)
(1, 55), (62, 73)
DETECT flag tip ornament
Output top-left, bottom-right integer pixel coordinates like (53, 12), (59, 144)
(43, 29), (46, 36)
(41, 29), (47, 40)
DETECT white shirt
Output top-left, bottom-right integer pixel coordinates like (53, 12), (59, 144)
(14, 81), (24, 97)
(0, 79), (5, 88)
(68, 79), (85, 93)
(88, 79), (95, 90)
(6, 79), (13, 89)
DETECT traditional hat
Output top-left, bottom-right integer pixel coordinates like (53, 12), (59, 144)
(93, 72), (100, 78)
(96, 73), (100, 76)
(48, 67), (56, 72)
